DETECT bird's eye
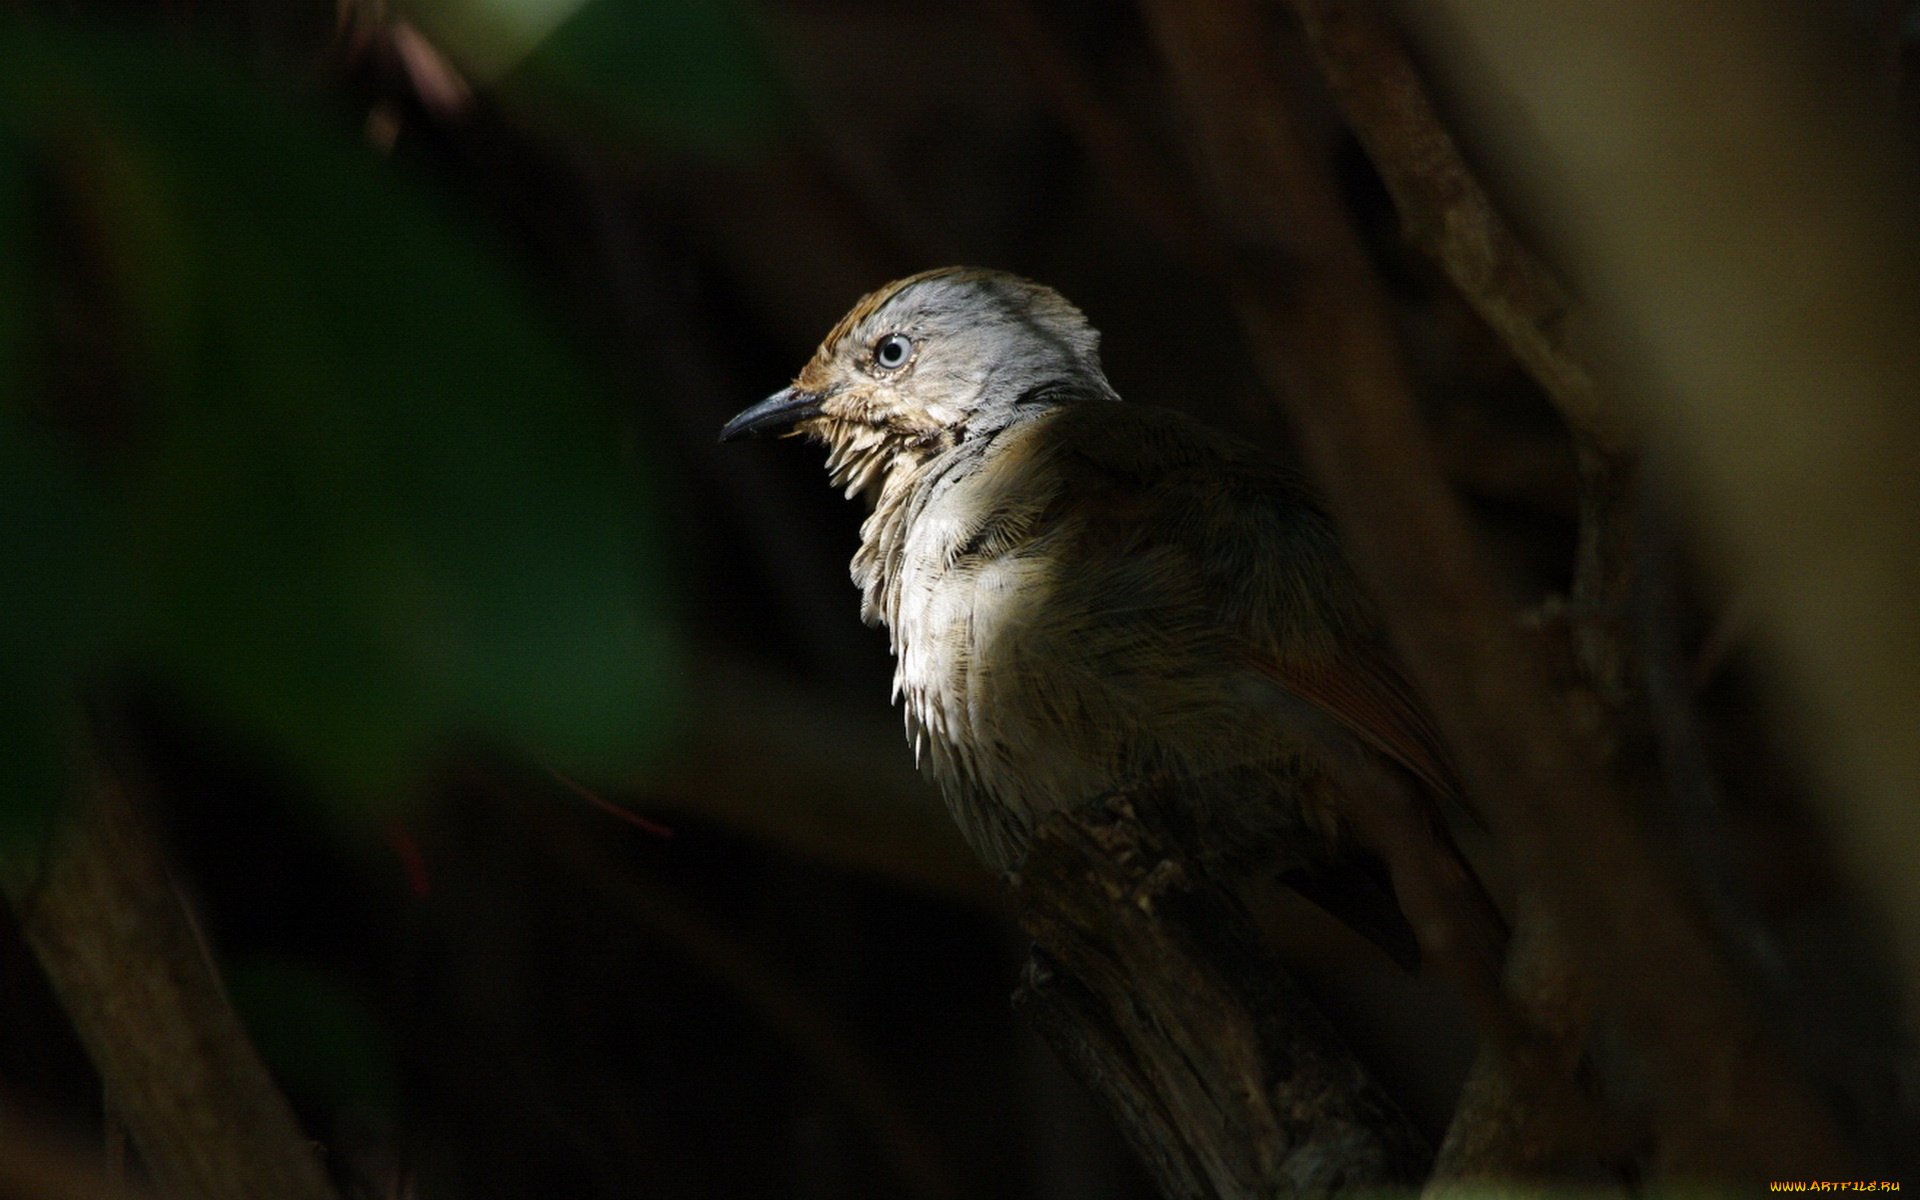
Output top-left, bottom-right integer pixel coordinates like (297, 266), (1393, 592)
(873, 334), (913, 370)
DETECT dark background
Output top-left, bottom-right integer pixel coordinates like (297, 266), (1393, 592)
(0, 0), (1911, 1196)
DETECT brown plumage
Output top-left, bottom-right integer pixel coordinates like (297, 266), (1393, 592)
(723, 267), (1502, 974)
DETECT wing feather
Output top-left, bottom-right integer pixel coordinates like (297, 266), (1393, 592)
(1252, 646), (1467, 811)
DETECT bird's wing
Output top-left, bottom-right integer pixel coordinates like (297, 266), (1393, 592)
(1256, 645), (1508, 975)
(1251, 644), (1468, 812)
(1039, 399), (1472, 813)
(1030, 402), (1505, 971)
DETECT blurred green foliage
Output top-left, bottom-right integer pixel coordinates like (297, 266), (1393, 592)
(0, 18), (681, 866)
(516, 0), (785, 152)
(406, 0), (786, 154)
(228, 954), (400, 1122)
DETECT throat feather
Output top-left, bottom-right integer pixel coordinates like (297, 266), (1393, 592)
(819, 420), (949, 498)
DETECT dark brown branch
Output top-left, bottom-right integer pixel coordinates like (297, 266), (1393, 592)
(1878, 0), (1909, 98)
(1134, 0), (1848, 1182)
(1403, 0), (1920, 1091)
(1284, 0), (1641, 716)
(977, 0), (1218, 262)
(0, 1104), (161, 1200)
(1010, 791), (1428, 1199)
(650, 652), (991, 905)
(1426, 900), (1613, 1183)
(1269, 8), (1667, 1176)
(4, 767), (340, 1200)
(1285, 0), (1619, 459)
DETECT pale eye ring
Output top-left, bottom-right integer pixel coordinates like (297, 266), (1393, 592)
(873, 333), (913, 370)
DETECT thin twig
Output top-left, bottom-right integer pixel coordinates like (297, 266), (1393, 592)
(649, 651), (991, 905)
(500, 779), (969, 1200)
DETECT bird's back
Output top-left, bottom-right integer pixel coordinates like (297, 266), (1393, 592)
(858, 398), (1395, 871)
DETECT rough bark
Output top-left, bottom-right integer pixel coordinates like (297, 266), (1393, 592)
(1010, 791), (1429, 1200)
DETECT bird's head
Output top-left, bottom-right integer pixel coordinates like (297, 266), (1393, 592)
(721, 268), (1115, 494)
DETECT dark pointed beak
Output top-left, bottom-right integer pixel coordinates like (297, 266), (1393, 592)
(720, 386), (826, 442)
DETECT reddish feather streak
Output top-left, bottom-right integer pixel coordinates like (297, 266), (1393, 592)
(1255, 647), (1466, 807)
(546, 767), (675, 838)
(386, 822), (432, 897)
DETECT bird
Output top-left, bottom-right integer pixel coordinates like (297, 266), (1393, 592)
(722, 267), (1503, 976)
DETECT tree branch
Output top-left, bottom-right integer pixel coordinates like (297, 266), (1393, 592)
(1011, 791), (1428, 1199)
(647, 652), (990, 906)
(1135, 0), (1848, 1181)
(1272, 4), (1633, 1177)
(1285, 0), (1619, 459)
(1403, 0), (1920, 1098)
(4, 764), (339, 1200)
(0, 1104), (161, 1200)
(1284, 0), (1642, 721)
